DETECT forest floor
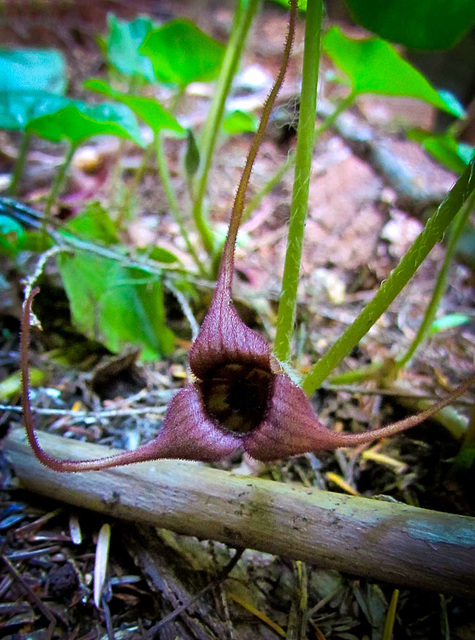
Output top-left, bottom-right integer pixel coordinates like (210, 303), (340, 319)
(0, 1), (474, 639)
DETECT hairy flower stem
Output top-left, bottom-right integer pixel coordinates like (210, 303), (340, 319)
(322, 374), (475, 447)
(219, 0), (298, 295)
(274, 0), (323, 363)
(302, 157), (475, 395)
(397, 189), (475, 368)
(155, 132), (205, 274)
(192, 0), (260, 257)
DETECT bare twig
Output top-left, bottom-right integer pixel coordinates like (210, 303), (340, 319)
(0, 404), (168, 422)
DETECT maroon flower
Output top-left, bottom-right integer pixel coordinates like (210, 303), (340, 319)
(19, 0), (473, 473)
(138, 276), (343, 463)
(21, 278), (473, 473)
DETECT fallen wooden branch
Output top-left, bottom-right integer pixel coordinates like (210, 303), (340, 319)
(6, 427), (475, 598)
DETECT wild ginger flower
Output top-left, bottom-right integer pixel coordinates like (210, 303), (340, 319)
(20, 0), (473, 472)
(20, 276), (474, 472)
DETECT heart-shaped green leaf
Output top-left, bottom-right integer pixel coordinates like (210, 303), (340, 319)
(26, 99), (145, 146)
(407, 129), (474, 174)
(140, 20), (224, 87)
(323, 26), (465, 117)
(58, 251), (174, 360)
(0, 49), (67, 131)
(57, 205), (174, 360)
(343, 0), (475, 50)
(84, 78), (184, 135)
(0, 92), (69, 131)
(0, 49), (66, 94)
(105, 14), (157, 82)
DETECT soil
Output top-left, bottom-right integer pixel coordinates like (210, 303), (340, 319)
(0, 2), (474, 639)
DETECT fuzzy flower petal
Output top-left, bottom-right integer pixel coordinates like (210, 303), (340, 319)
(244, 374), (339, 461)
(155, 385), (242, 461)
(189, 284), (270, 380)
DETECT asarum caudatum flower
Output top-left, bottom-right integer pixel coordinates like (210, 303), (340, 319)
(20, 0), (473, 473)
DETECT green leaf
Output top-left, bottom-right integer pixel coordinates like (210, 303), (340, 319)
(0, 92), (68, 131)
(322, 26), (464, 117)
(105, 14), (157, 82)
(57, 251), (174, 360)
(0, 49), (67, 94)
(63, 202), (119, 244)
(140, 20), (224, 87)
(407, 129), (474, 174)
(0, 49), (67, 131)
(26, 100), (145, 147)
(222, 109), (259, 134)
(343, 0), (475, 50)
(429, 313), (470, 334)
(84, 78), (185, 135)
(457, 144), (475, 166)
(184, 128), (200, 179)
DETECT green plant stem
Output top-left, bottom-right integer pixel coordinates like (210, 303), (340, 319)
(44, 142), (77, 220)
(397, 189), (475, 368)
(170, 86), (185, 113)
(116, 87), (185, 230)
(9, 131), (32, 196)
(274, 0), (323, 363)
(155, 132), (205, 274)
(192, 0), (260, 257)
(108, 75), (138, 211)
(302, 158), (475, 395)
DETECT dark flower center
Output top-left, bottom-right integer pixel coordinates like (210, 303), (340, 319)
(199, 363), (273, 434)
